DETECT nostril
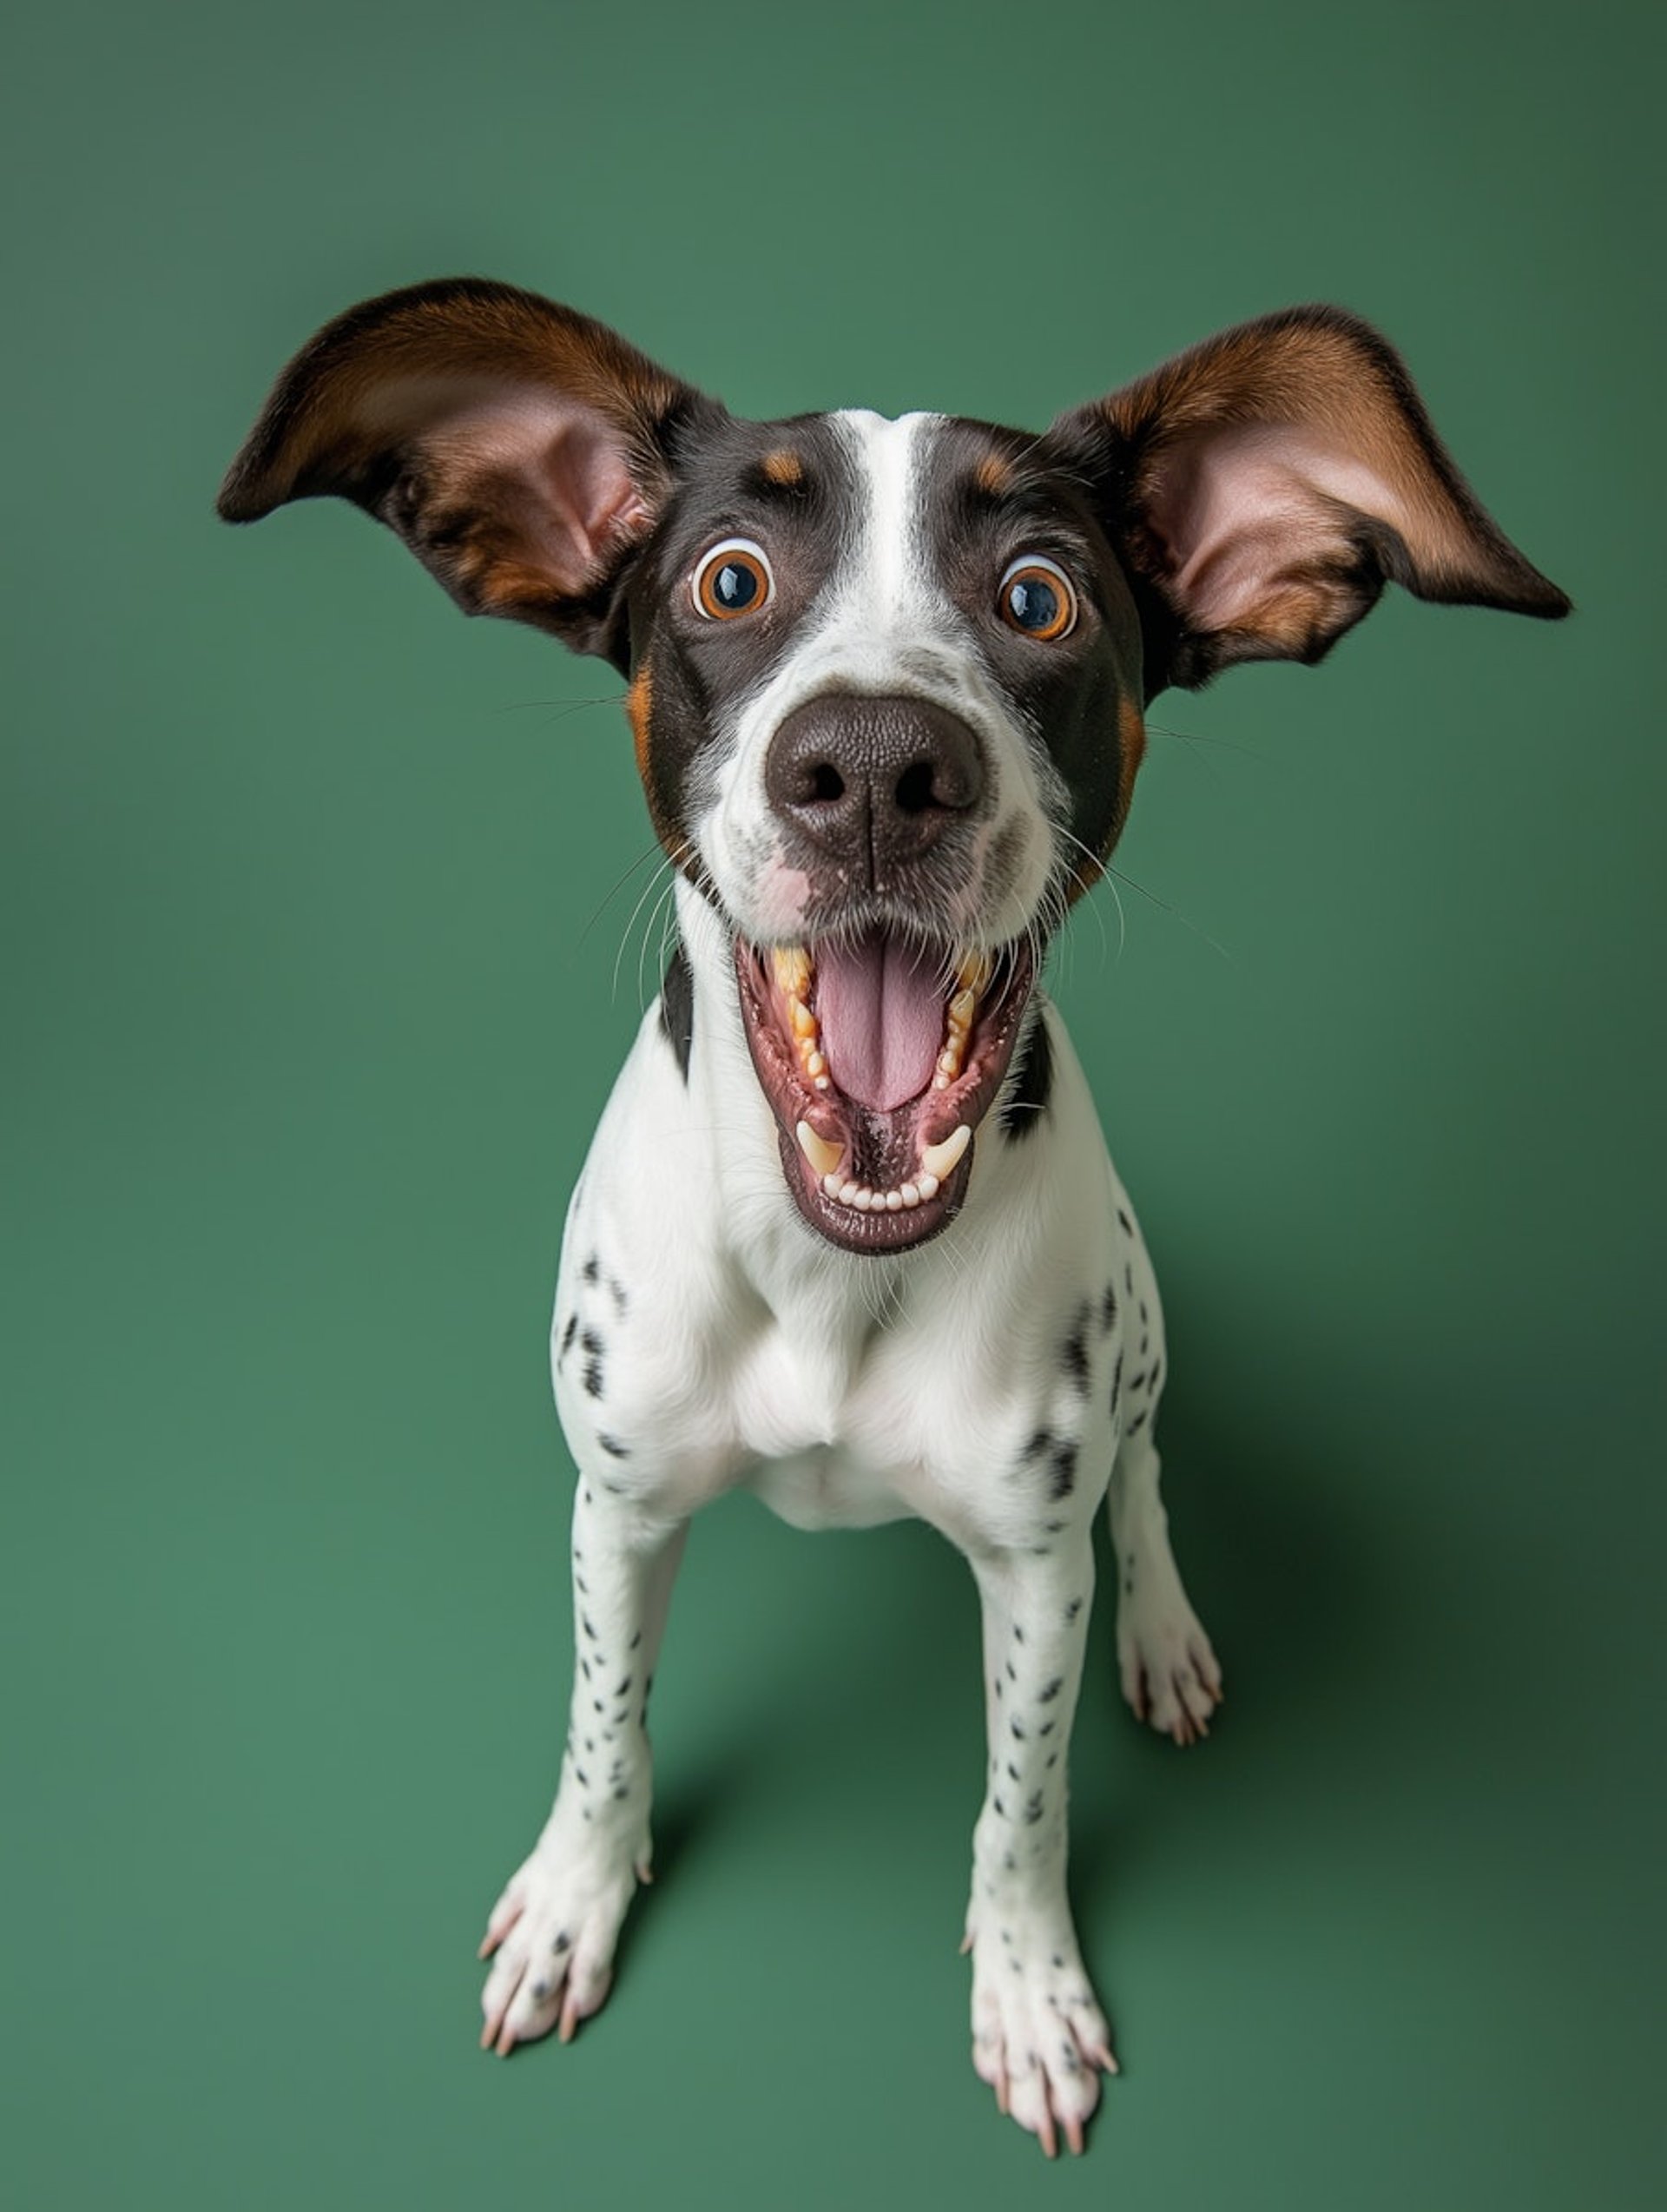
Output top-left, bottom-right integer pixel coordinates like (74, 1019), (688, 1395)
(809, 761), (846, 804)
(893, 760), (937, 814)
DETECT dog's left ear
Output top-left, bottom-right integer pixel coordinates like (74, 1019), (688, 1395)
(218, 277), (722, 662)
(1045, 306), (1570, 695)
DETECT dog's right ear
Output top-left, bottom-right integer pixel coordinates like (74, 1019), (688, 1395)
(217, 278), (721, 663)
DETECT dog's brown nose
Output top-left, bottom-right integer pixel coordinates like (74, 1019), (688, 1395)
(764, 695), (985, 879)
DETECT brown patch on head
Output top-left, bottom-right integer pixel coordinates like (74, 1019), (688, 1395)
(627, 661), (653, 787)
(974, 451), (1014, 497)
(761, 448), (804, 487)
(1115, 693), (1147, 830)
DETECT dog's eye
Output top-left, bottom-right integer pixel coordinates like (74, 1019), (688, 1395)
(998, 556), (1077, 642)
(693, 538), (774, 621)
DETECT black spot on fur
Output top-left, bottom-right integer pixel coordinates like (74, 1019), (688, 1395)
(1127, 1409), (1149, 1434)
(1048, 1440), (1078, 1501)
(597, 1432), (630, 1458)
(1099, 1284), (1117, 1333)
(552, 1932), (571, 1953)
(581, 1327), (605, 1399)
(557, 1313), (578, 1362)
(1064, 1597), (1084, 1623)
(1061, 1304), (1091, 1396)
(1023, 1791), (1045, 1825)
(609, 1277), (628, 1314)
(582, 1254), (600, 1287)
(999, 1009), (1052, 1139)
(659, 943), (695, 1083)
(1117, 1207), (1132, 1236)
(1038, 1676), (1063, 1702)
(1021, 1426), (1053, 1463)
(1110, 1353), (1123, 1417)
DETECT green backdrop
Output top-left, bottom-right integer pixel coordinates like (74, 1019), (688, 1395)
(3, 2), (1660, 2205)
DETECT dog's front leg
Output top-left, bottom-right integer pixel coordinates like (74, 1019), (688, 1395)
(478, 1483), (687, 2054)
(964, 1544), (1114, 2156)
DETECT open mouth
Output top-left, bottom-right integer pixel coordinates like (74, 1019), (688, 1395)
(734, 926), (1037, 1253)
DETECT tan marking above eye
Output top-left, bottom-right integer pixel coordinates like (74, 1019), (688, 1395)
(998, 555), (1077, 642)
(975, 451), (1014, 496)
(761, 449), (805, 486)
(692, 537), (774, 620)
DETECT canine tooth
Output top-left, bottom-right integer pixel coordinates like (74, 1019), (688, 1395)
(822, 1173), (842, 1197)
(900, 1182), (920, 1206)
(773, 946), (812, 997)
(949, 987), (977, 1027)
(916, 1173), (939, 1201)
(921, 1124), (971, 1181)
(956, 951), (993, 995)
(796, 1121), (842, 1176)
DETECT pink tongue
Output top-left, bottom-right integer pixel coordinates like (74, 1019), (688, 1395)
(814, 933), (945, 1112)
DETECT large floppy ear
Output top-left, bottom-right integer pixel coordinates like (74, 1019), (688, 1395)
(217, 277), (721, 663)
(1045, 306), (1569, 695)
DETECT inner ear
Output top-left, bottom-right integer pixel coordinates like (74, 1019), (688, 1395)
(218, 278), (725, 659)
(1047, 306), (1568, 692)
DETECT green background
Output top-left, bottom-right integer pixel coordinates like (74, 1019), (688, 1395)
(4, 2), (1661, 2204)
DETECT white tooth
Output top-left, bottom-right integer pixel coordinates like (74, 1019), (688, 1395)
(796, 1120), (842, 1176)
(949, 988), (977, 1026)
(932, 1075), (950, 1092)
(822, 1173), (842, 1197)
(814, 1075), (831, 1091)
(921, 1124), (972, 1181)
(838, 1181), (860, 1206)
(853, 1187), (874, 1211)
(916, 1173), (939, 1201)
(900, 1182), (920, 1207)
(885, 1189), (904, 1210)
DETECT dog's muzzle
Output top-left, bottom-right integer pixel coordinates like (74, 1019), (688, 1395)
(731, 696), (1035, 1256)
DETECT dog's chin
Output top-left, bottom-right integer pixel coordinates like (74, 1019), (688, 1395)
(733, 927), (1037, 1254)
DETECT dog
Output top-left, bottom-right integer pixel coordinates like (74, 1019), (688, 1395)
(219, 280), (1566, 2155)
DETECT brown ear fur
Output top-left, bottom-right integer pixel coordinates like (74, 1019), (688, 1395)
(218, 278), (722, 660)
(1048, 306), (1569, 695)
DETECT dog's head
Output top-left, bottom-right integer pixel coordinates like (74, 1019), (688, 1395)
(221, 280), (1567, 1254)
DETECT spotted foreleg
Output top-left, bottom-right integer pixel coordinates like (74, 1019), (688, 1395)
(478, 1484), (688, 2053)
(963, 1546), (1115, 2156)
(1107, 1432), (1222, 1743)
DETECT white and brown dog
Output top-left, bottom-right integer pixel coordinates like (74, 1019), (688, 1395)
(220, 282), (1566, 2155)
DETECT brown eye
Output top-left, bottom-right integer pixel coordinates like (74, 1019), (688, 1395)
(998, 555), (1077, 642)
(693, 537), (774, 620)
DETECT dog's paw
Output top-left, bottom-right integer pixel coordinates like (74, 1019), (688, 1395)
(1117, 1575), (1222, 1746)
(477, 1836), (646, 2055)
(966, 1920), (1117, 2156)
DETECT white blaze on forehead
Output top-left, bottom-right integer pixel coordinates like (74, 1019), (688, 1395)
(826, 410), (955, 659)
(696, 406), (1060, 946)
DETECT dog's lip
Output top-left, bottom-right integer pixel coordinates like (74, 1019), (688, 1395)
(732, 931), (1036, 1254)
